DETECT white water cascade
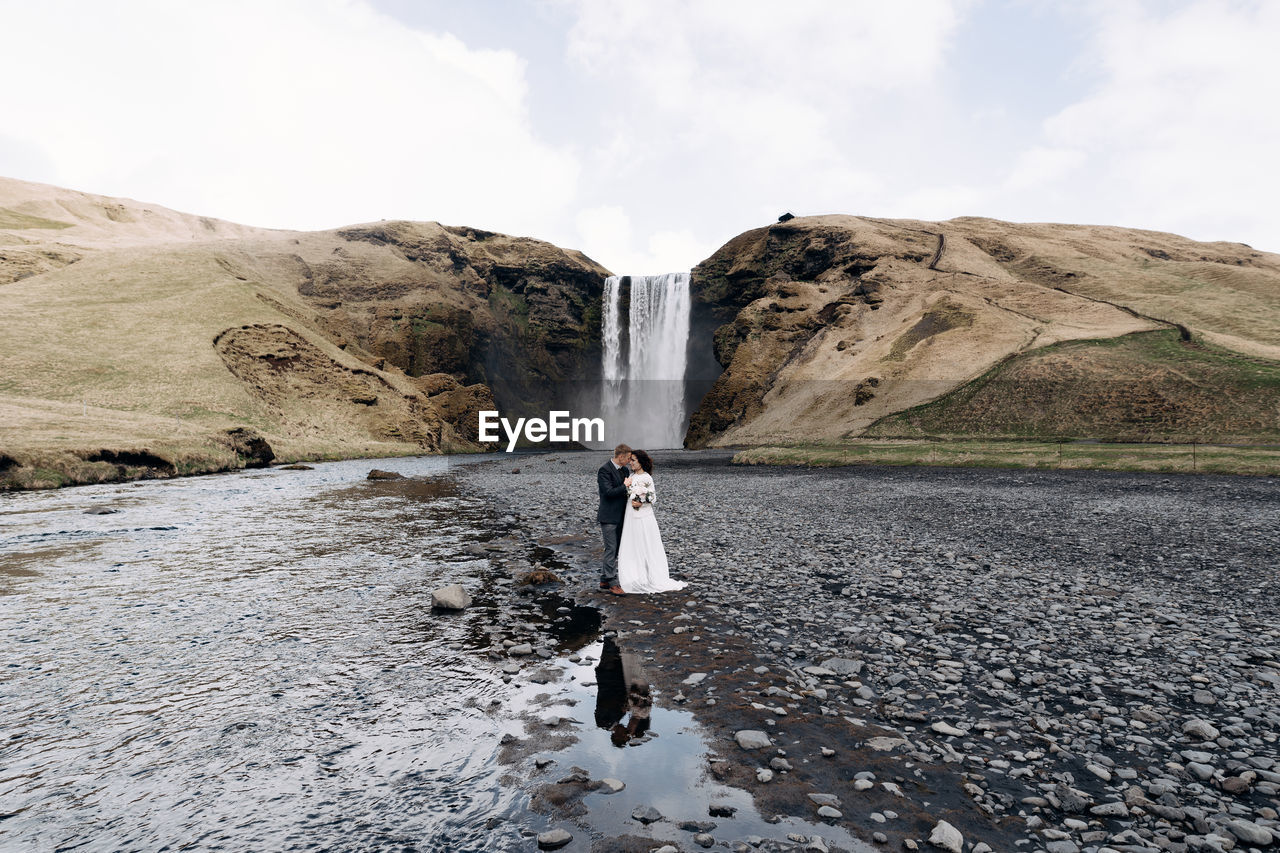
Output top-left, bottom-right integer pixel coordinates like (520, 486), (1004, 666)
(600, 272), (691, 449)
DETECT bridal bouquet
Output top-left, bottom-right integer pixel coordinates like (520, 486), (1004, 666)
(629, 483), (656, 506)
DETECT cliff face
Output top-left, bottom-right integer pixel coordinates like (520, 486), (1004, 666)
(0, 177), (606, 488)
(308, 221), (609, 417)
(687, 215), (1280, 447)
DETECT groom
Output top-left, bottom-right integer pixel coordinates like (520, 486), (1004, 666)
(597, 443), (632, 596)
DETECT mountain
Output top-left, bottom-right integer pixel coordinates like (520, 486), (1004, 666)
(686, 215), (1280, 447)
(0, 177), (608, 488)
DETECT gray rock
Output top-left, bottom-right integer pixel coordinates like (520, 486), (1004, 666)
(1225, 819), (1273, 845)
(817, 805), (842, 819)
(735, 729), (772, 749)
(928, 819), (963, 851)
(537, 828), (572, 850)
(1089, 801), (1129, 817)
(1086, 762), (1113, 781)
(632, 805), (663, 824)
(1187, 761), (1216, 781)
(508, 643), (534, 656)
(1183, 718), (1221, 740)
(430, 583), (471, 610)
(821, 657), (864, 676)
(865, 736), (906, 751)
(597, 777), (624, 793)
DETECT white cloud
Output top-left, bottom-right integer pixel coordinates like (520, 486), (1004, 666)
(575, 204), (716, 275)
(559, 0), (968, 271)
(0, 0), (578, 237)
(998, 0), (1280, 245)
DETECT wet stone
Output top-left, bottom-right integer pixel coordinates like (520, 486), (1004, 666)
(632, 805), (663, 824)
(537, 828), (572, 850)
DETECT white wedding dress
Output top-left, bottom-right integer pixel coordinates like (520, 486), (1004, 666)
(617, 471), (687, 594)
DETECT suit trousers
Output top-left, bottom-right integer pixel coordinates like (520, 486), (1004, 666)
(600, 522), (621, 584)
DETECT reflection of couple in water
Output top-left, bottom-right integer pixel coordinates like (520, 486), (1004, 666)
(594, 637), (651, 747)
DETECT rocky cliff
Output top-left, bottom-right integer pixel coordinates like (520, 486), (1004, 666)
(0, 177), (608, 488)
(686, 215), (1280, 447)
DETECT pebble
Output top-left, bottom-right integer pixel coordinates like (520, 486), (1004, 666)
(462, 454), (1280, 853)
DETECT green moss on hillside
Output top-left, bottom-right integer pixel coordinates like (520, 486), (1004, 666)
(0, 208), (73, 230)
(867, 330), (1280, 442)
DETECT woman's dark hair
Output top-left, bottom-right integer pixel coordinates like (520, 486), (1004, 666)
(633, 449), (653, 475)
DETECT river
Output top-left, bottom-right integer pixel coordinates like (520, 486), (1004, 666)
(0, 456), (559, 851)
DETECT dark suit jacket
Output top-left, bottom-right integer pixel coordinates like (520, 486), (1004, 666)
(597, 459), (629, 525)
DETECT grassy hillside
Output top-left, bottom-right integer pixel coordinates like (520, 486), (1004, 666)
(688, 214), (1280, 448)
(0, 177), (602, 489)
(865, 330), (1280, 443)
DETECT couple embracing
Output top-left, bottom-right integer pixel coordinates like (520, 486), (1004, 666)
(597, 444), (687, 595)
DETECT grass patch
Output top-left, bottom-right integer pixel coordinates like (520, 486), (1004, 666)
(868, 330), (1280, 443)
(884, 299), (975, 362)
(734, 440), (1280, 476)
(488, 285), (530, 333)
(0, 207), (74, 230)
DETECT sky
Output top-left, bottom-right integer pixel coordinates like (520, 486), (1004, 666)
(1, 0), (1277, 273)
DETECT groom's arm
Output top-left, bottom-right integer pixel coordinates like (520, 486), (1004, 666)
(598, 466), (627, 499)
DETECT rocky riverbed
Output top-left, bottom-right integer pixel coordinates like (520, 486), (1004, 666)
(462, 451), (1280, 853)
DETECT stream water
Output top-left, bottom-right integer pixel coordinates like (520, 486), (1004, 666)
(1, 456), (864, 852)
(0, 457), (549, 851)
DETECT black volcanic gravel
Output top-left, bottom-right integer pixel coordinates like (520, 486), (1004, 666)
(461, 451), (1280, 853)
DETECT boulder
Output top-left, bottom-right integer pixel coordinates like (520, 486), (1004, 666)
(430, 584), (471, 610)
(536, 828), (572, 850)
(735, 729), (772, 750)
(928, 819), (963, 852)
(367, 469), (404, 480)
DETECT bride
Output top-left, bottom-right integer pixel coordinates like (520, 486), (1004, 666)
(616, 450), (687, 594)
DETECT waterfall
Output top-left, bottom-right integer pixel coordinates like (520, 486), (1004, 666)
(600, 272), (691, 449)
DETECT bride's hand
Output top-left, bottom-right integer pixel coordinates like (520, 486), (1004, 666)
(623, 476), (632, 487)
(631, 499), (641, 509)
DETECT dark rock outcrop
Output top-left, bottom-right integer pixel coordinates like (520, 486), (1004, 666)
(218, 428), (275, 468)
(308, 221), (611, 420)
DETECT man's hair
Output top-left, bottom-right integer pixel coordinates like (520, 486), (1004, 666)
(613, 443), (633, 457)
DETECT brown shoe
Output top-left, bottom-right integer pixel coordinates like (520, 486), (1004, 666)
(598, 582), (611, 590)
(609, 586), (625, 596)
